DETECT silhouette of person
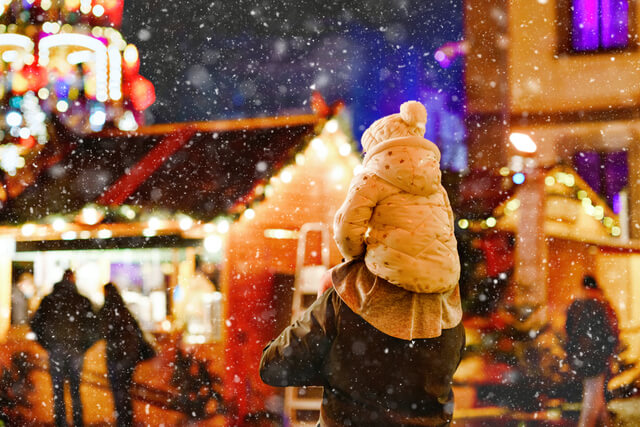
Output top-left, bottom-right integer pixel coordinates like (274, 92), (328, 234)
(99, 283), (155, 427)
(566, 275), (619, 427)
(30, 269), (96, 427)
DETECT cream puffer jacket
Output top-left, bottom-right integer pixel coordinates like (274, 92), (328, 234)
(334, 136), (460, 294)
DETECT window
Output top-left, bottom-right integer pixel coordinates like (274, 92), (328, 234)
(572, 0), (630, 51)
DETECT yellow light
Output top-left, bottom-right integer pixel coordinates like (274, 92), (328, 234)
(339, 144), (352, 156)
(325, 119), (339, 133)
(38, 88), (49, 99)
(204, 235), (223, 253)
(458, 219), (469, 229)
(21, 223), (35, 237)
(577, 190), (587, 200)
(506, 199), (521, 211)
(142, 228), (156, 237)
(330, 166), (344, 181)
(216, 219), (230, 233)
(61, 231), (77, 240)
(603, 217), (614, 228)
(582, 197), (592, 208)
(594, 206), (604, 220)
(91, 26), (103, 37)
(509, 132), (537, 153)
(311, 137), (328, 159)
(123, 44), (139, 65)
(12, 73), (28, 94)
(244, 209), (255, 220)
(81, 206), (101, 225)
(486, 217), (497, 227)
(295, 153), (305, 165)
(52, 218), (66, 232)
(148, 216), (162, 230)
(97, 229), (112, 239)
(64, 0), (80, 10)
(120, 205), (136, 220)
(499, 167), (510, 176)
(544, 176), (555, 186)
(565, 174), (575, 187)
(281, 169), (292, 183)
(611, 226), (621, 237)
(41, 0), (52, 10)
(264, 229), (298, 239)
(179, 216), (193, 231)
(80, 0), (91, 13)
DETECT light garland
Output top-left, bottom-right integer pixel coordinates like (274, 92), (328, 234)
(462, 168), (620, 236)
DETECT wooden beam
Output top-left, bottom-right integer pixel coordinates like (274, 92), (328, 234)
(97, 127), (196, 206)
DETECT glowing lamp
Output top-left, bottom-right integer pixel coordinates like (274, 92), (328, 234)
(509, 133), (537, 154)
(129, 75), (155, 110)
(6, 111), (22, 127)
(11, 72), (29, 94)
(64, 0), (81, 11)
(122, 44), (140, 77)
(204, 235), (223, 253)
(123, 44), (138, 65)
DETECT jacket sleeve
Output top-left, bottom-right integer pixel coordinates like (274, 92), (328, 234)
(333, 173), (379, 260)
(260, 289), (338, 387)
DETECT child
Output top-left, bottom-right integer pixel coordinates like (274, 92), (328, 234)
(331, 100), (462, 338)
(261, 102), (464, 426)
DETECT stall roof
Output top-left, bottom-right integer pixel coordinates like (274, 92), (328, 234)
(0, 114), (322, 224)
(493, 165), (621, 245)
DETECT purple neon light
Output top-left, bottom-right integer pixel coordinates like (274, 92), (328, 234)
(600, 0), (629, 48)
(572, 0), (629, 51)
(573, 0), (600, 50)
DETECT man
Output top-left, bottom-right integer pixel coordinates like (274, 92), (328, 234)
(30, 269), (96, 427)
(565, 275), (619, 427)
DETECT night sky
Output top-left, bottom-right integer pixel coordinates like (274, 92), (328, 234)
(121, 0), (464, 142)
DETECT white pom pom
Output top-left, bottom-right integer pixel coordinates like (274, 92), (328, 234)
(399, 101), (427, 128)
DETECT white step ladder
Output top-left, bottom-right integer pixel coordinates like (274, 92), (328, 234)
(285, 222), (331, 427)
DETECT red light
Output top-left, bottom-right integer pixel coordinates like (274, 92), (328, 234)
(129, 75), (155, 111)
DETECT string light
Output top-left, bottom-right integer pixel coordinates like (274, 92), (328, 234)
(204, 235), (223, 253)
(281, 169), (292, 183)
(179, 216), (193, 231)
(244, 209), (255, 220)
(21, 223), (35, 237)
(52, 218), (66, 232)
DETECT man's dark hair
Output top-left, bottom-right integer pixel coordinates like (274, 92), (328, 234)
(62, 269), (75, 282)
(582, 275), (598, 289)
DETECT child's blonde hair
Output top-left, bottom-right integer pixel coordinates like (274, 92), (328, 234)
(361, 101), (427, 151)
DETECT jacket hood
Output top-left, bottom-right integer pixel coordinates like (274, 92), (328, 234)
(363, 136), (442, 197)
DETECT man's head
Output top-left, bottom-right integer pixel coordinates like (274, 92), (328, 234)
(582, 275), (598, 290)
(62, 268), (75, 283)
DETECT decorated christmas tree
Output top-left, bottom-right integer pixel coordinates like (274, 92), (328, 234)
(0, 0), (154, 175)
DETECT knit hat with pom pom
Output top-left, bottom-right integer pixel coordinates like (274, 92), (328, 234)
(361, 100), (428, 153)
(399, 101), (427, 131)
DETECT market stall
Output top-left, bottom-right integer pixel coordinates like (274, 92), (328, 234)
(0, 112), (342, 425)
(454, 165), (640, 412)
